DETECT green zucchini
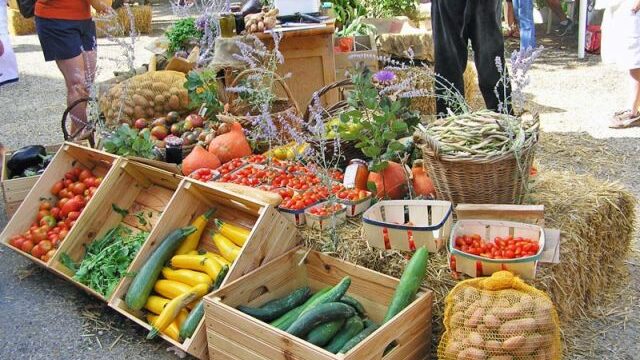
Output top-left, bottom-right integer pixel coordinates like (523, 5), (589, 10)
(306, 318), (345, 347)
(179, 265), (229, 341)
(324, 315), (364, 353)
(270, 287), (330, 330)
(238, 287), (311, 321)
(383, 246), (428, 323)
(338, 320), (380, 354)
(339, 295), (366, 317)
(286, 302), (355, 337)
(125, 226), (197, 310)
(299, 277), (351, 317)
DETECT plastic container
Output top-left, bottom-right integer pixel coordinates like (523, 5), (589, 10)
(449, 219), (545, 280)
(362, 200), (453, 252)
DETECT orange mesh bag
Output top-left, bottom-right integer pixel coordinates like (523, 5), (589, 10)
(438, 271), (561, 360)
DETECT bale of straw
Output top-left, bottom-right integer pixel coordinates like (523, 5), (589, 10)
(94, 5), (152, 38)
(8, 9), (35, 36)
(302, 170), (636, 358)
(395, 62), (481, 116)
(94, 11), (123, 38)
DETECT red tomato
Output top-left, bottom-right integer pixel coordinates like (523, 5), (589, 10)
(31, 244), (45, 258)
(67, 211), (80, 221)
(70, 182), (87, 195)
(58, 189), (71, 199)
(61, 198), (82, 217)
(78, 169), (92, 182)
(504, 250), (515, 259)
(49, 207), (61, 220)
(94, 177), (102, 186)
(39, 200), (52, 211)
(51, 181), (64, 196)
(59, 229), (69, 240)
(39, 240), (53, 253)
(21, 240), (34, 253)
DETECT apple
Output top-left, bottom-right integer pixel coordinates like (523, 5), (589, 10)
(170, 123), (183, 136)
(167, 111), (180, 124)
(134, 118), (148, 129)
(151, 125), (168, 140)
(184, 114), (204, 130)
(151, 117), (167, 127)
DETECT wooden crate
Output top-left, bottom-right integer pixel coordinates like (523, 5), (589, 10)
(204, 247), (433, 360)
(335, 34), (378, 81)
(108, 178), (299, 359)
(0, 143), (120, 267)
(2, 144), (64, 218)
(49, 161), (182, 301)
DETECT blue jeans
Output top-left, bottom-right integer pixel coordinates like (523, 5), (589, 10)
(513, 0), (536, 50)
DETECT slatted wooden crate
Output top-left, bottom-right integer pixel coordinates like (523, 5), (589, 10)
(0, 143), (120, 267)
(49, 161), (182, 301)
(2, 144), (63, 217)
(108, 178), (299, 359)
(203, 247), (433, 360)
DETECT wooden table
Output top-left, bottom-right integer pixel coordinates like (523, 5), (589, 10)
(256, 24), (338, 110)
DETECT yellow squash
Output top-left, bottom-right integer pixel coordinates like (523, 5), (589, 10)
(161, 267), (212, 287)
(215, 219), (250, 246)
(148, 283), (209, 339)
(175, 208), (216, 255)
(147, 314), (180, 341)
(202, 251), (231, 266)
(144, 295), (171, 315)
(212, 233), (241, 262)
(153, 279), (192, 299)
(170, 254), (221, 279)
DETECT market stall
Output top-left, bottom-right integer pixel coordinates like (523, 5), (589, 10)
(1, 1), (637, 359)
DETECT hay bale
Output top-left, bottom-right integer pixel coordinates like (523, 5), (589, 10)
(395, 62), (481, 116)
(94, 5), (152, 38)
(302, 170), (636, 357)
(8, 9), (35, 36)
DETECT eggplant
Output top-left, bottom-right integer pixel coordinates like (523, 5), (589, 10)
(7, 145), (46, 176)
(241, 0), (262, 16)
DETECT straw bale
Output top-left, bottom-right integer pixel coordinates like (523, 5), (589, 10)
(302, 170), (636, 357)
(395, 63), (482, 117)
(8, 9), (35, 36)
(95, 5), (152, 38)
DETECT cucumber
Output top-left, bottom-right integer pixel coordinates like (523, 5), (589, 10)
(324, 315), (364, 353)
(339, 295), (366, 317)
(238, 287), (311, 322)
(286, 302), (355, 337)
(270, 287), (330, 330)
(299, 277), (351, 317)
(338, 320), (380, 354)
(383, 246), (429, 323)
(125, 226), (197, 310)
(306, 318), (345, 347)
(179, 265), (229, 341)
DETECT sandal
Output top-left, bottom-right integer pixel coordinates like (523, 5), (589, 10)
(609, 109), (640, 128)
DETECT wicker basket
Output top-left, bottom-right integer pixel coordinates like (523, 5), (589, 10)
(303, 79), (364, 167)
(420, 114), (538, 205)
(219, 68), (301, 135)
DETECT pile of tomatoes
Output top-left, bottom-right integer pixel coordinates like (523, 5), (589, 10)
(307, 203), (345, 217)
(9, 167), (101, 261)
(336, 188), (370, 202)
(217, 158), (246, 175)
(279, 186), (331, 211)
(189, 168), (217, 182)
(453, 234), (540, 259)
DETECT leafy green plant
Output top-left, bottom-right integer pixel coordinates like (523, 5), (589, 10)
(165, 17), (202, 54)
(185, 69), (223, 115)
(336, 16), (375, 37)
(339, 67), (419, 172)
(330, 0), (366, 29)
(103, 124), (156, 159)
(362, 0), (419, 20)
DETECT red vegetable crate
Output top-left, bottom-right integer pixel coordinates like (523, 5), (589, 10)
(203, 247), (434, 360)
(448, 219), (545, 280)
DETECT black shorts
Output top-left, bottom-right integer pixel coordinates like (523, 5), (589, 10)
(35, 17), (97, 62)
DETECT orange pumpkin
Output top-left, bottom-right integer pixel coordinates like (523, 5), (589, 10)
(182, 145), (221, 176)
(368, 161), (408, 199)
(208, 122), (252, 163)
(412, 160), (435, 197)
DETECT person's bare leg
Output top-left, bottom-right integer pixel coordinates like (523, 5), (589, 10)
(629, 68), (640, 115)
(610, 68), (640, 127)
(56, 54), (88, 136)
(546, 0), (568, 21)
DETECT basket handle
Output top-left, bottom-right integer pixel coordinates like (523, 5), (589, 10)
(228, 68), (301, 115)
(61, 97), (96, 148)
(303, 78), (353, 121)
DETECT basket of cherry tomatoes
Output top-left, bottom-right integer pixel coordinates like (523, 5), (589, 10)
(449, 219), (545, 280)
(335, 188), (372, 217)
(277, 186), (332, 226)
(304, 202), (347, 230)
(7, 167), (102, 263)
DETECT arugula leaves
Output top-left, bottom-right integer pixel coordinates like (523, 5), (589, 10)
(103, 124), (155, 159)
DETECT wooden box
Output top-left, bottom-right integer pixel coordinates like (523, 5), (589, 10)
(335, 34), (378, 81)
(108, 178), (299, 359)
(2, 144), (63, 217)
(0, 143), (120, 267)
(49, 161), (182, 301)
(204, 247), (433, 360)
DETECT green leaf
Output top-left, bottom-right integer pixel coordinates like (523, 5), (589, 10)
(388, 141), (405, 152)
(112, 204), (129, 218)
(391, 121), (408, 134)
(367, 181), (378, 194)
(382, 130), (397, 140)
(362, 146), (381, 158)
(370, 160), (389, 172)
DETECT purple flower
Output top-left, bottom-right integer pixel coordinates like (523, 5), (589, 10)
(373, 70), (396, 83)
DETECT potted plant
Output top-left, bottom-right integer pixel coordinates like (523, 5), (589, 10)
(334, 16), (375, 53)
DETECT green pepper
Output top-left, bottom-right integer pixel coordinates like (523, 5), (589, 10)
(41, 216), (57, 228)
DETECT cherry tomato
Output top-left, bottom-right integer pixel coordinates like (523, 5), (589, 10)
(51, 181), (64, 196)
(31, 244), (45, 258)
(21, 240), (34, 253)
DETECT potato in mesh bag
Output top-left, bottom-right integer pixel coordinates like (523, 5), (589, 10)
(99, 70), (188, 127)
(438, 271), (561, 360)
